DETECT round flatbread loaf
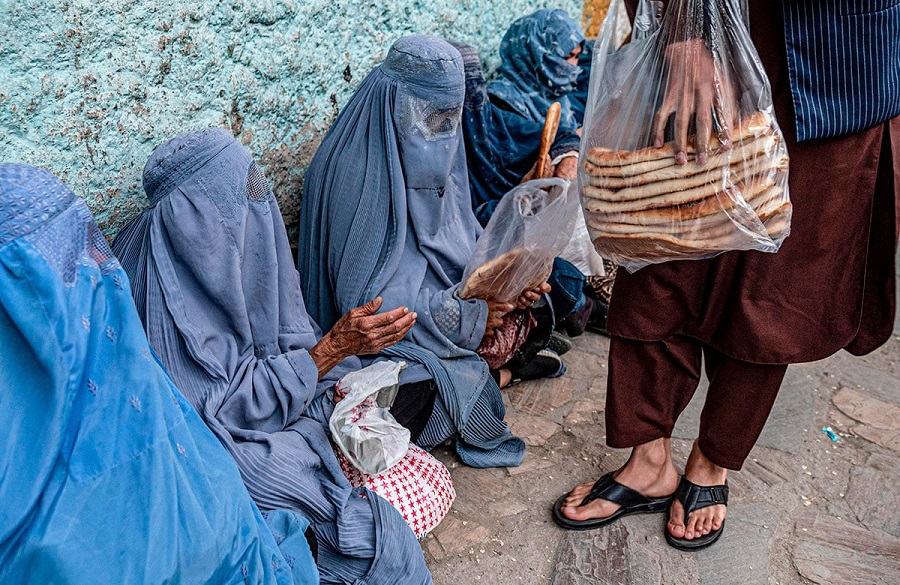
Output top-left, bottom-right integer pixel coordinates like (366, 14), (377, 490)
(460, 248), (551, 303)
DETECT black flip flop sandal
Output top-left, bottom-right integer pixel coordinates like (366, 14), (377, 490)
(665, 476), (729, 551)
(552, 471), (675, 531)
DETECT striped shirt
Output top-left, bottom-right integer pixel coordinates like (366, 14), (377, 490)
(783, 0), (900, 141)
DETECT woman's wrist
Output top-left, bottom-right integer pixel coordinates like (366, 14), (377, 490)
(551, 150), (579, 165)
(309, 335), (344, 380)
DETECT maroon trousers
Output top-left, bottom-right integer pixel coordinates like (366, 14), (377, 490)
(606, 336), (787, 470)
(606, 122), (898, 470)
(605, 0), (900, 471)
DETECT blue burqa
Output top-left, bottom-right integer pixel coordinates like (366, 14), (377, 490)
(488, 9), (585, 132)
(450, 41), (581, 226)
(0, 164), (316, 584)
(297, 36), (525, 469)
(568, 39), (594, 125)
(112, 129), (430, 585)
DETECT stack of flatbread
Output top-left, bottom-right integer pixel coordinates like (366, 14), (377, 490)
(459, 248), (552, 304)
(582, 111), (792, 262)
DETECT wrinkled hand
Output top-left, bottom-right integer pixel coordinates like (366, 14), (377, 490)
(310, 297), (417, 379)
(483, 299), (515, 337)
(520, 154), (554, 183)
(652, 39), (738, 165)
(516, 281), (552, 310)
(553, 154), (578, 181)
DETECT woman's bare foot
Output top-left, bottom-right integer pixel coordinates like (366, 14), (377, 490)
(668, 441), (728, 540)
(498, 368), (512, 388)
(559, 438), (679, 521)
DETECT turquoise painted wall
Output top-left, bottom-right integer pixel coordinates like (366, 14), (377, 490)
(0, 0), (582, 238)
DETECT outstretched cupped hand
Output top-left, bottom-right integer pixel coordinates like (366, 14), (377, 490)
(328, 297), (418, 355)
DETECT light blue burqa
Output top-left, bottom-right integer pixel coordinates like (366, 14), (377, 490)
(297, 36), (525, 468)
(112, 130), (430, 585)
(488, 9), (586, 131)
(0, 164), (316, 584)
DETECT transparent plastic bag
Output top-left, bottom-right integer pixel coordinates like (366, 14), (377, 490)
(560, 207), (607, 276)
(329, 361), (410, 476)
(578, 0), (792, 272)
(460, 178), (578, 304)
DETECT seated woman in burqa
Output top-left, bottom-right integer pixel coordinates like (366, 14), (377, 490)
(451, 39), (609, 338)
(488, 9), (585, 135)
(296, 36), (577, 470)
(112, 129), (432, 585)
(0, 163), (316, 585)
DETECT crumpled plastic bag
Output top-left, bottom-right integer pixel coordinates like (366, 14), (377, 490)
(460, 178), (578, 304)
(329, 360), (410, 475)
(578, 0), (792, 272)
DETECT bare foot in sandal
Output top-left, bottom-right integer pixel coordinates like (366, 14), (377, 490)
(667, 441), (728, 543)
(556, 438), (679, 524)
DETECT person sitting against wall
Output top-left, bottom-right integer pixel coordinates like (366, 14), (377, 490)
(489, 9), (585, 151)
(0, 163), (317, 584)
(489, 12), (620, 327)
(297, 35), (575, 470)
(112, 128), (433, 585)
(450, 39), (609, 339)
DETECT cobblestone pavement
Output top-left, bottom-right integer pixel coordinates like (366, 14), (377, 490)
(423, 276), (900, 584)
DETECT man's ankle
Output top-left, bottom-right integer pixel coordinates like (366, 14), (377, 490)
(687, 442), (729, 480)
(629, 438), (672, 469)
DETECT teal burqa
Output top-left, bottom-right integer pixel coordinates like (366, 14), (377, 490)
(0, 163), (317, 584)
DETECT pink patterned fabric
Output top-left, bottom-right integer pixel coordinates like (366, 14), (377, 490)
(336, 444), (456, 539)
(476, 310), (536, 369)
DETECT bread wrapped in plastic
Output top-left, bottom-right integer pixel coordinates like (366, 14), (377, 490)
(460, 178), (577, 304)
(578, 0), (792, 271)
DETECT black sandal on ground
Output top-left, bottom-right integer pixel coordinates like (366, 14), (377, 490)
(552, 471), (676, 531)
(664, 476), (729, 551)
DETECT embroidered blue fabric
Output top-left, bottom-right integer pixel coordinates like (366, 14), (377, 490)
(0, 164), (317, 584)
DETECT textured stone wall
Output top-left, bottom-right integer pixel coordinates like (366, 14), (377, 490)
(0, 0), (581, 239)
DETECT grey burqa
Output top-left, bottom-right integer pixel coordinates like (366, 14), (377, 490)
(297, 35), (526, 469)
(113, 127), (431, 585)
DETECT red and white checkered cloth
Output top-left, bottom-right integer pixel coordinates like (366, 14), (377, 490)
(336, 443), (455, 538)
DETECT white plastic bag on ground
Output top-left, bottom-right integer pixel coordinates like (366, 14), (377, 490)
(329, 360), (410, 475)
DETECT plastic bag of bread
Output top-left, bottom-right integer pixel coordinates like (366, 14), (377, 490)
(460, 178), (577, 304)
(578, 0), (792, 272)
